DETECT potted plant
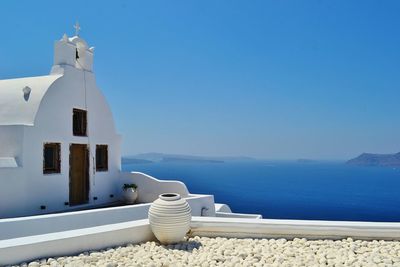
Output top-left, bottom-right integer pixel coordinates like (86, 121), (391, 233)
(122, 183), (138, 204)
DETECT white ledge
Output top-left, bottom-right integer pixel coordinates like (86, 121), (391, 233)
(189, 217), (400, 241)
(0, 157), (18, 168)
(0, 219), (154, 266)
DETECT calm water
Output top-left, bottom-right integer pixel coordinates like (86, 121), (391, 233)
(122, 161), (400, 222)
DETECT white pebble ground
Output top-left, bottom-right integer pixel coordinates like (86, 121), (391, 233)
(12, 236), (400, 267)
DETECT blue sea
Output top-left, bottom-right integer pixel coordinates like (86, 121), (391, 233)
(122, 161), (400, 222)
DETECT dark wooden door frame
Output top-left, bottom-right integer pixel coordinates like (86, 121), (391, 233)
(69, 143), (90, 206)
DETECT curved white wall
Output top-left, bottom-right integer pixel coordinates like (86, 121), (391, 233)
(119, 172), (190, 203)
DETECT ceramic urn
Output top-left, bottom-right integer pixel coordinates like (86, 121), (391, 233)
(148, 193), (192, 244)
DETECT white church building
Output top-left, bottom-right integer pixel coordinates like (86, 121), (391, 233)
(0, 33), (124, 218)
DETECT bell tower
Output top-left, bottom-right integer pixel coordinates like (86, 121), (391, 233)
(52, 23), (94, 73)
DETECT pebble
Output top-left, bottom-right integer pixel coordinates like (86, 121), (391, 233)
(9, 237), (400, 266)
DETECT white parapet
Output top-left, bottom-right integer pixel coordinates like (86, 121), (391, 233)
(215, 211), (262, 219)
(0, 220), (154, 266)
(3, 216), (400, 265)
(0, 195), (215, 240)
(189, 217), (400, 241)
(119, 172), (190, 203)
(214, 203), (262, 219)
(214, 203), (232, 213)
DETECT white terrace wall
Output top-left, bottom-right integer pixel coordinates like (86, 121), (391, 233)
(118, 172), (217, 217)
(0, 220), (155, 266)
(0, 194), (216, 240)
(119, 172), (190, 203)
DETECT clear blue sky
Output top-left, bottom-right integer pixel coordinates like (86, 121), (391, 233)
(1, 0), (399, 160)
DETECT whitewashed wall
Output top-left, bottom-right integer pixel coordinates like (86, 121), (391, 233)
(119, 172), (190, 203)
(0, 194), (215, 240)
(0, 126), (23, 163)
(0, 126), (26, 217)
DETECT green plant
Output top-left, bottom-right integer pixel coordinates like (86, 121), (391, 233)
(123, 183), (138, 191)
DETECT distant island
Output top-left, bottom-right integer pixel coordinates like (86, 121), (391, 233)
(297, 159), (317, 164)
(122, 153), (256, 164)
(347, 152), (400, 167)
(161, 157), (223, 164)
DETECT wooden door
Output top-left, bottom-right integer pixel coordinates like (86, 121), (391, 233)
(69, 144), (89, 205)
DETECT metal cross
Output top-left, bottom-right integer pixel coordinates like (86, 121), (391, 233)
(73, 22), (81, 36)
